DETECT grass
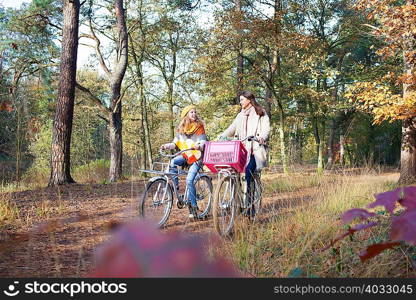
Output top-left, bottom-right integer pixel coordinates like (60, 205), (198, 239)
(72, 159), (110, 183)
(0, 194), (19, 227)
(211, 171), (416, 278)
(262, 172), (330, 193)
(1, 164), (412, 277)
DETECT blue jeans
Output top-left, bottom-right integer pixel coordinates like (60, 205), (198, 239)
(169, 155), (201, 207)
(245, 155), (257, 204)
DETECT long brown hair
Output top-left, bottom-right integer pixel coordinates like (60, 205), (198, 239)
(177, 112), (204, 134)
(240, 91), (265, 117)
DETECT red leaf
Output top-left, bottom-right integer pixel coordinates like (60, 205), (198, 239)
(320, 230), (352, 252)
(89, 220), (242, 277)
(368, 188), (400, 213)
(320, 222), (377, 252)
(341, 208), (376, 224)
(398, 186), (416, 210)
(390, 210), (416, 245)
(351, 221), (378, 231)
(358, 242), (400, 262)
(0, 101), (13, 112)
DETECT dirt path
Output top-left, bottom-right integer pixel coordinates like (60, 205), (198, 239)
(0, 171), (396, 277)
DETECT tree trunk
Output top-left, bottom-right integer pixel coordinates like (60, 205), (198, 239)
(398, 36), (416, 184)
(340, 135), (345, 166)
(15, 102), (21, 184)
(398, 119), (416, 184)
(109, 105), (123, 182)
(168, 83), (175, 140)
(108, 0), (128, 182)
(327, 118), (336, 169)
(278, 109), (288, 174)
(235, 0), (243, 103)
(167, 38), (177, 140)
(49, 0), (79, 186)
(129, 33), (153, 169)
(311, 113), (323, 174)
(318, 120), (325, 173)
(142, 92), (153, 168)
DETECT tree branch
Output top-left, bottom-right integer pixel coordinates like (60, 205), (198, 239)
(88, 17), (111, 77)
(75, 81), (109, 114)
(97, 114), (109, 123)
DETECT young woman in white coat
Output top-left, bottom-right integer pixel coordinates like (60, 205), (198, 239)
(218, 91), (270, 217)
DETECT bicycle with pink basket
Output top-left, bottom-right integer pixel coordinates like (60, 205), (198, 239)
(203, 136), (263, 237)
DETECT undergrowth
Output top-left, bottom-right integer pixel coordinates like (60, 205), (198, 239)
(211, 172), (413, 277)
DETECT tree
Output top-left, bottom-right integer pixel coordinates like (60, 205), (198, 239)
(0, 1), (60, 184)
(48, 0), (80, 186)
(144, 7), (202, 139)
(347, 0), (416, 184)
(127, 0), (153, 169)
(77, 0), (128, 182)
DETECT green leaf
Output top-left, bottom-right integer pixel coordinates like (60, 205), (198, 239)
(287, 267), (304, 278)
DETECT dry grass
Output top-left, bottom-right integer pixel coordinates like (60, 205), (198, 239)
(1, 165), (413, 278)
(0, 193), (19, 227)
(210, 171), (416, 278)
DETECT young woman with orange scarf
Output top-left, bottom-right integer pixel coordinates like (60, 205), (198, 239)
(161, 105), (207, 219)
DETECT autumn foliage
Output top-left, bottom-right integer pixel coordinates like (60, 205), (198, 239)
(326, 186), (416, 262)
(346, 0), (416, 123)
(0, 101), (13, 112)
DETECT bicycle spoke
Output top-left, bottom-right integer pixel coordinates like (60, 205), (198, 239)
(213, 176), (236, 236)
(194, 175), (213, 218)
(140, 178), (173, 227)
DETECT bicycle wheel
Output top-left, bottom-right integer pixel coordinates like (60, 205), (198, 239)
(194, 175), (213, 219)
(213, 175), (237, 236)
(247, 172), (262, 220)
(140, 178), (173, 228)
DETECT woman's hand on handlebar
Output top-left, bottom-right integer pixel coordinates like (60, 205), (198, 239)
(245, 135), (266, 146)
(257, 137), (265, 145)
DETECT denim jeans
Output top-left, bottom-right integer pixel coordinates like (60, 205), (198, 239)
(245, 155), (257, 204)
(169, 155), (201, 207)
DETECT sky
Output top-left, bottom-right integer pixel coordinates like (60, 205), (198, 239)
(1, 0), (31, 8)
(2, 0), (94, 67)
(1, 0), (218, 70)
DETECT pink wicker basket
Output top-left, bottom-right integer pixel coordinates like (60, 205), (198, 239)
(203, 141), (248, 173)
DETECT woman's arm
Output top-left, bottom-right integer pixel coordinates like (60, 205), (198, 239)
(195, 127), (207, 150)
(259, 113), (270, 141)
(218, 114), (239, 139)
(161, 142), (176, 150)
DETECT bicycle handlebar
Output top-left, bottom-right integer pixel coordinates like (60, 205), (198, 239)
(159, 147), (201, 158)
(221, 135), (267, 146)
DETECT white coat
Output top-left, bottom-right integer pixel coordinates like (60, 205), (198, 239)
(220, 106), (270, 170)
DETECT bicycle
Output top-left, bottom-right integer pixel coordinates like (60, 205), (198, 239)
(139, 148), (213, 228)
(206, 136), (264, 237)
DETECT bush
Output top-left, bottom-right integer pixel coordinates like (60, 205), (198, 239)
(0, 196), (19, 227)
(72, 159), (110, 183)
(21, 165), (50, 187)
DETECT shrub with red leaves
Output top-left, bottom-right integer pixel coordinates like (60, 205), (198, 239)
(324, 186), (416, 262)
(88, 221), (243, 278)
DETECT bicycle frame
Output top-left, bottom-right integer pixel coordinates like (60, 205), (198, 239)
(140, 147), (212, 216)
(145, 160), (195, 206)
(217, 168), (245, 209)
(211, 137), (264, 236)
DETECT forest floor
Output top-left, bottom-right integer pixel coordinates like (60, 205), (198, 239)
(0, 169), (399, 278)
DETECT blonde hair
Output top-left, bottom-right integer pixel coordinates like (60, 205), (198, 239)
(178, 113), (204, 134)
